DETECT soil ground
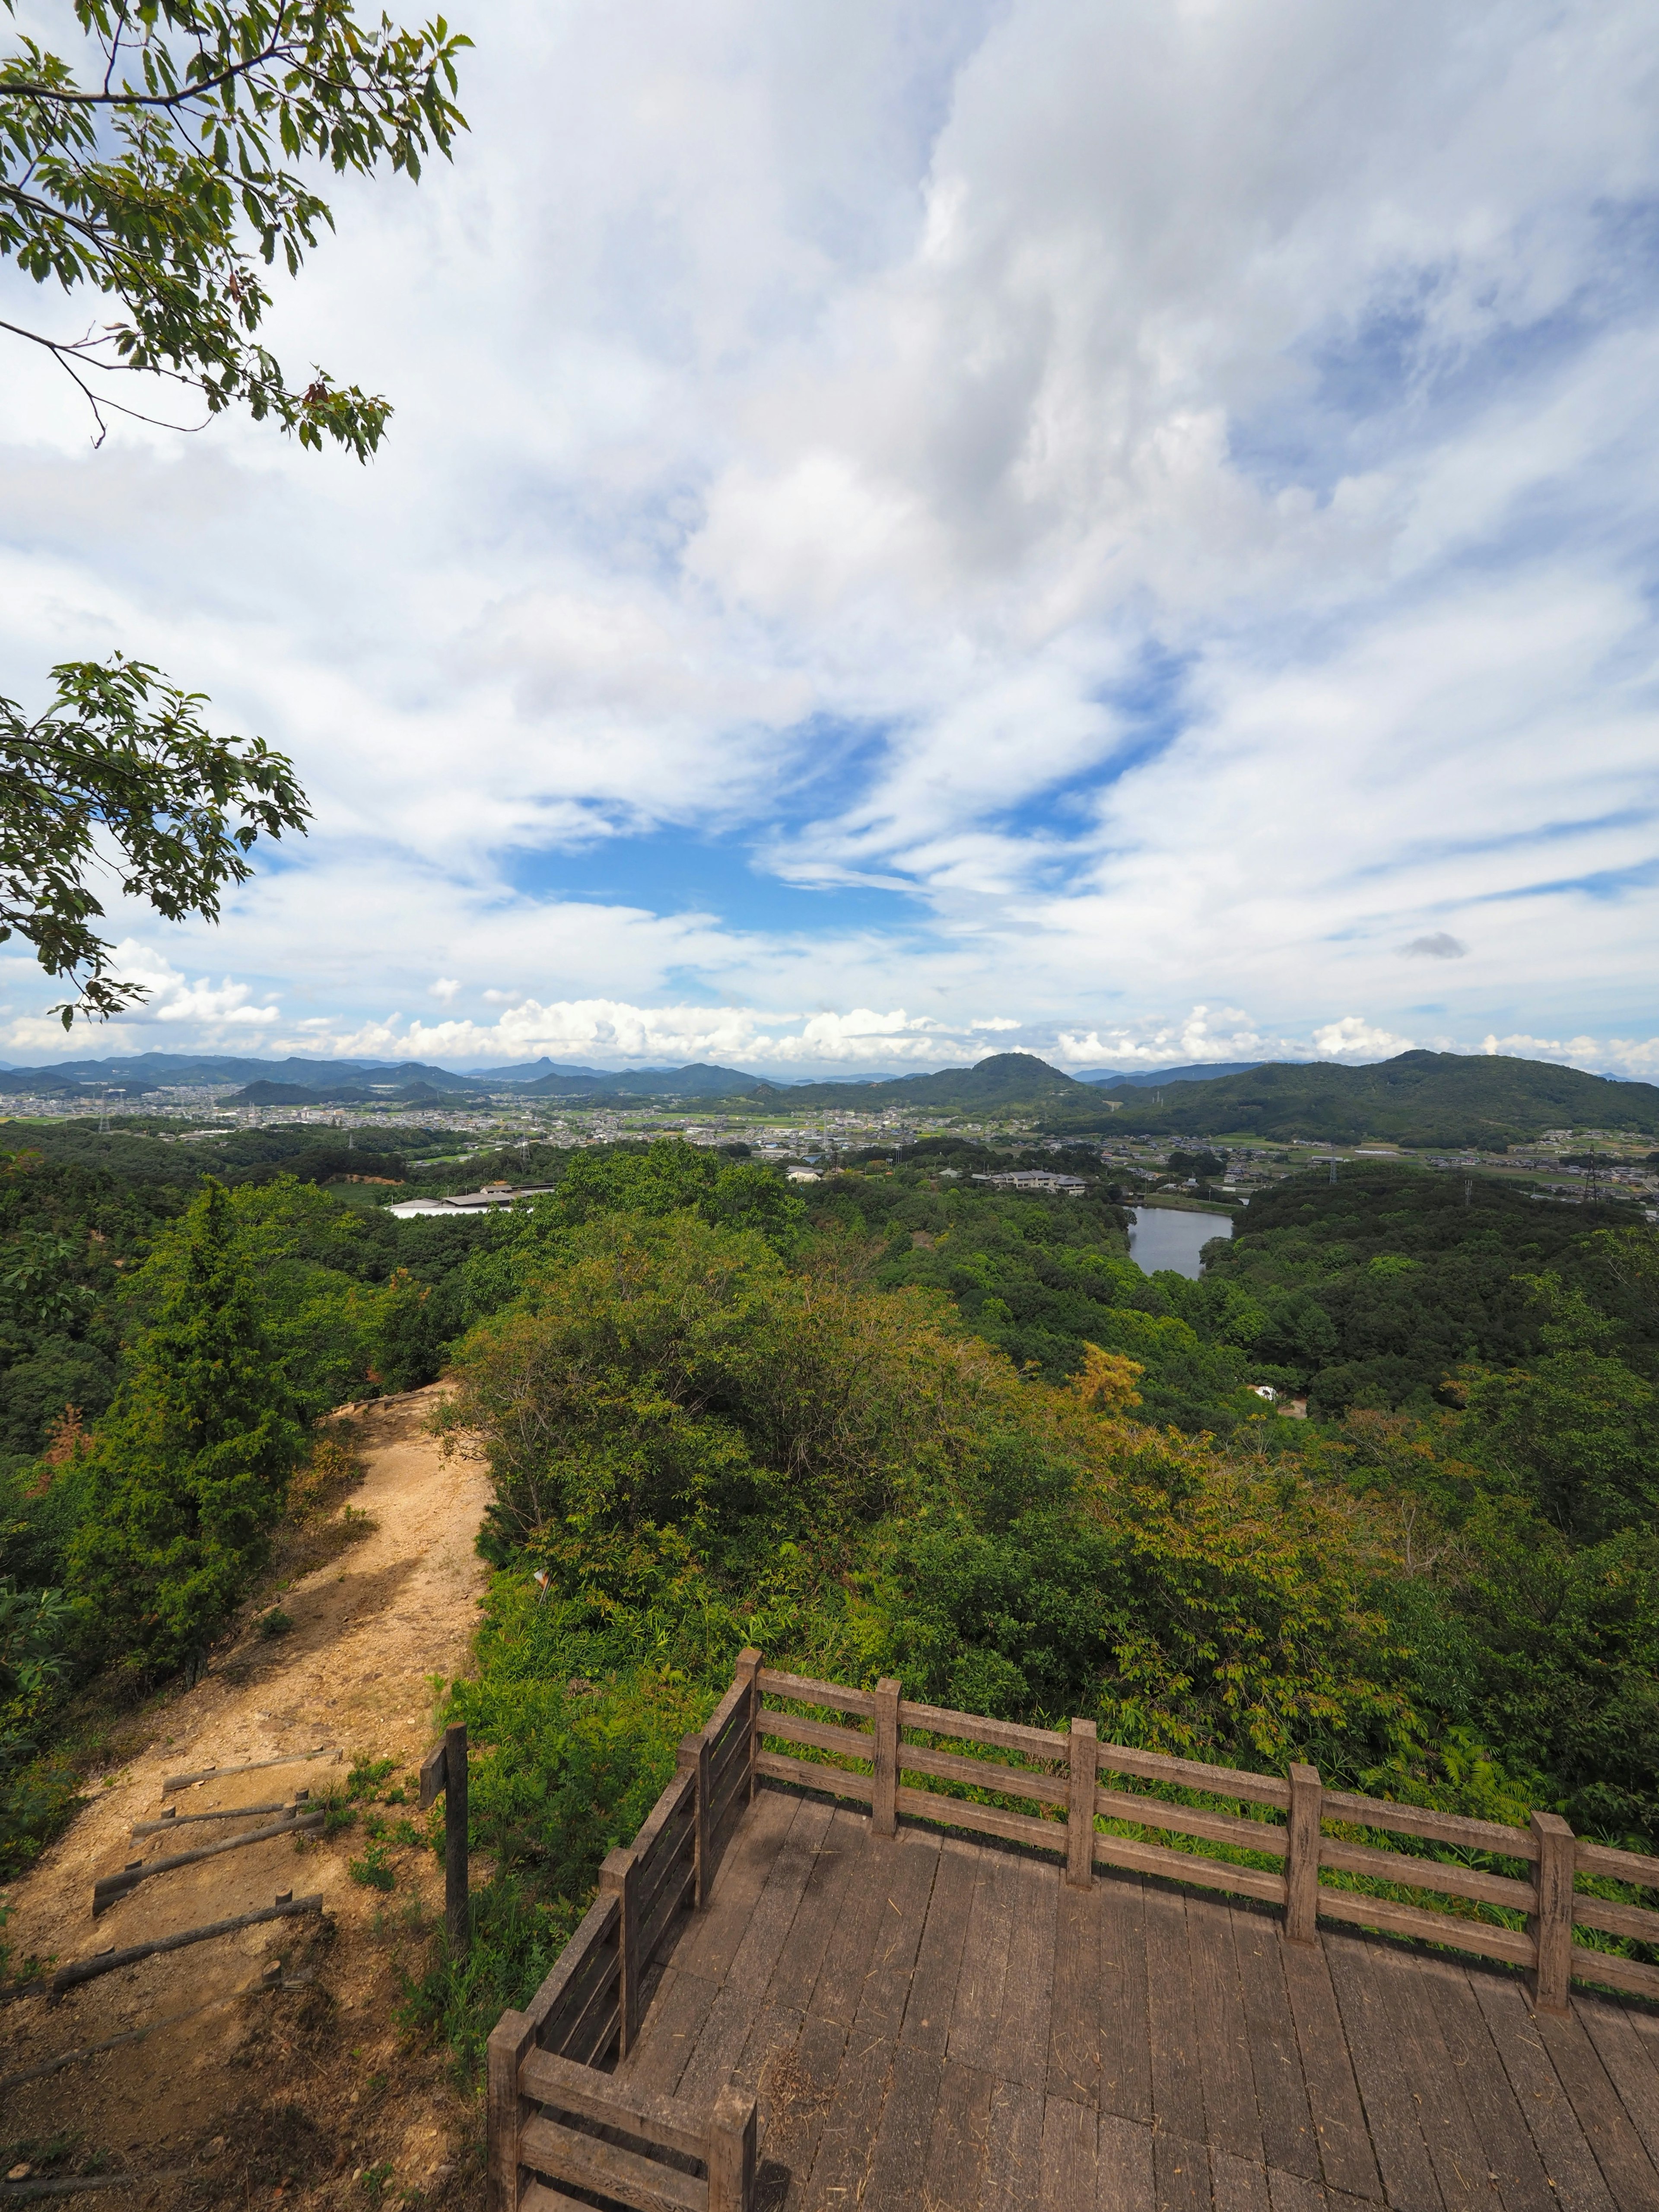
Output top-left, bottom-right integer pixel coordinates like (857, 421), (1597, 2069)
(0, 1387), (491, 2210)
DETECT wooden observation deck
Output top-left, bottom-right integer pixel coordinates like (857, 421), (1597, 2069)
(488, 1655), (1659, 2212)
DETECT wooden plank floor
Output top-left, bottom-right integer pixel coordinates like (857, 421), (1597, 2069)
(613, 1784), (1659, 2212)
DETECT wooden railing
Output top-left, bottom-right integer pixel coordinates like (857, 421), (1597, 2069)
(487, 1653), (763, 2212)
(753, 1664), (1659, 2015)
(488, 1651), (1659, 2208)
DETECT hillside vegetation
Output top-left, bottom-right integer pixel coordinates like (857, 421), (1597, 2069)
(1047, 1049), (1659, 1146)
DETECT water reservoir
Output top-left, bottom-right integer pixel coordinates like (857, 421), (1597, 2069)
(1127, 1205), (1234, 1280)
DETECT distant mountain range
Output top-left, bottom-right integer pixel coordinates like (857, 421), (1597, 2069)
(1074, 1060), (1273, 1088)
(3, 1046), (1653, 1145)
(1044, 1050), (1659, 1147)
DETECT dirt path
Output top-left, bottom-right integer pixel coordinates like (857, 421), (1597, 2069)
(0, 1388), (492, 2207)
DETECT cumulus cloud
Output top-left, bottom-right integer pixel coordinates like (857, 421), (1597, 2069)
(1, 0), (1654, 1068)
(1314, 1017), (1414, 1059)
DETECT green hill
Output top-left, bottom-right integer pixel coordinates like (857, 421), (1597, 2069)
(1042, 1049), (1659, 1147)
(735, 1051), (1090, 1113)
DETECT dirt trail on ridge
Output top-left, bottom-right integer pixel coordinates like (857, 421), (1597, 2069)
(1, 1386), (491, 2209)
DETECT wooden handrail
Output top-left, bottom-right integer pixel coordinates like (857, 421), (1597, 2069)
(489, 1647), (1659, 2211)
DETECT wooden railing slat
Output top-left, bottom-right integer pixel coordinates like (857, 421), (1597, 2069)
(1569, 1943), (1659, 2000)
(525, 1894), (618, 2036)
(1319, 1838), (1533, 1910)
(756, 1748), (875, 1802)
(1572, 1894), (1659, 1944)
(1314, 1887), (1535, 1964)
(1096, 1741), (1293, 1808)
(1091, 1829), (1287, 1905)
(756, 1667), (876, 1717)
(758, 1711), (872, 1760)
(519, 2115), (706, 2212)
(519, 2048), (709, 2162)
(1320, 1787), (1540, 1860)
(1576, 1839), (1659, 1888)
(1096, 1786), (1288, 1858)
(903, 1741), (1069, 1808)
(894, 1782), (1058, 1853)
(898, 1698), (1067, 1761)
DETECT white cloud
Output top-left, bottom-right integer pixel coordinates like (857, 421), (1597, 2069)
(1, 0), (1656, 1068)
(1314, 1016), (1414, 1060)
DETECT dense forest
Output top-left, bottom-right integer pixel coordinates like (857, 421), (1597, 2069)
(2, 1127), (1656, 2064)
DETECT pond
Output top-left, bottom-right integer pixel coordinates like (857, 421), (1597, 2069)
(1127, 1205), (1234, 1279)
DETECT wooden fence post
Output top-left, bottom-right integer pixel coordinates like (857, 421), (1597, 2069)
(872, 1678), (900, 1839)
(1066, 1719), (1097, 1889)
(734, 1646), (763, 1802)
(707, 2084), (758, 2212)
(486, 2006), (535, 2212)
(1530, 1810), (1576, 2016)
(420, 1723), (470, 1961)
(445, 1721), (470, 1961)
(599, 1846), (641, 2055)
(680, 1732), (712, 1908)
(1285, 1762), (1322, 1945)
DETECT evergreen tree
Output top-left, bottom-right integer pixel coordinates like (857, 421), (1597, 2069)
(68, 1180), (299, 1675)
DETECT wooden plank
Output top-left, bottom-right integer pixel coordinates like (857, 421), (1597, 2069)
(1151, 2136), (1207, 2212)
(1096, 1788), (1288, 1858)
(92, 1808), (324, 1913)
(949, 1848), (1020, 2075)
(1317, 1839), (1533, 1911)
(1096, 1875), (1152, 2125)
(1185, 1893), (1263, 2164)
(1368, 1948), (1490, 2210)
(527, 1894), (618, 2033)
(1092, 1830), (1286, 1906)
(899, 1697), (1068, 1761)
(758, 1668), (877, 1718)
(670, 1788), (799, 1992)
(519, 2048), (708, 2161)
(810, 1825), (914, 2031)
(800, 2030), (893, 2212)
(1466, 1971), (1617, 2212)
(1094, 2111), (1154, 2212)
(162, 1745), (339, 1793)
(1264, 2172), (1327, 2212)
(763, 1805), (870, 2018)
(1414, 1958), (1555, 2212)
(903, 1741), (1071, 1809)
(924, 2057), (993, 2211)
(996, 1852), (1062, 2093)
(1277, 1929), (1384, 2205)
(1040, 2095), (1098, 2212)
(863, 2043), (946, 2212)
(542, 1926), (620, 2057)
(518, 2115), (703, 2212)
(1531, 2005), (1659, 2212)
(1210, 2150), (1272, 2212)
(1048, 1878), (1106, 2109)
(1321, 1788), (1538, 1862)
(1232, 1910), (1320, 2182)
(1142, 1886), (1205, 2144)
(1314, 1886), (1535, 1966)
(1576, 1996), (1659, 2171)
(1320, 1933), (1442, 2212)
(1096, 1742), (1291, 1810)
(50, 1892), (324, 1992)
(677, 1798), (835, 2110)
(985, 2078), (1047, 2212)
(755, 1750), (874, 1803)
(853, 1828), (941, 2041)
(744, 2005), (846, 2205)
(899, 1839), (977, 2056)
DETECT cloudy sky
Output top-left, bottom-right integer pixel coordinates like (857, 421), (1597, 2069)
(3, 0), (1657, 1075)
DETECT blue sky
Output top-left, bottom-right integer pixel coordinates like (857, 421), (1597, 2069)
(1, 0), (1657, 1075)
